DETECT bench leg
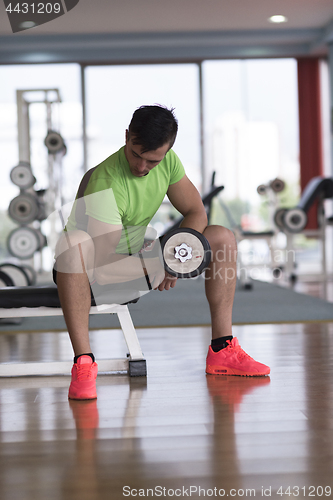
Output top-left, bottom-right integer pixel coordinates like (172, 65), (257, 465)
(117, 306), (147, 377)
(117, 306), (144, 360)
(129, 359), (147, 377)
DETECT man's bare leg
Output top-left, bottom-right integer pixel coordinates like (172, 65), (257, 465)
(203, 225), (270, 376)
(203, 226), (237, 340)
(55, 232), (95, 356)
(56, 271), (92, 356)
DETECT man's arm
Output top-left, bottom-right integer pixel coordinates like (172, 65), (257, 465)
(153, 175), (208, 292)
(167, 175), (208, 232)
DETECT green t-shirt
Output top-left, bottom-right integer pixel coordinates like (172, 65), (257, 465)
(66, 146), (185, 254)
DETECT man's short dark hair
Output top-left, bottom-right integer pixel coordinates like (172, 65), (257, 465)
(128, 105), (178, 152)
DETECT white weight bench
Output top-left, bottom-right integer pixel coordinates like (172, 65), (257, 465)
(0, 285), (147, 377)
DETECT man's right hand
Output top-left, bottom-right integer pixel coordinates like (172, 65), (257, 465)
(154, 272), (178, 291)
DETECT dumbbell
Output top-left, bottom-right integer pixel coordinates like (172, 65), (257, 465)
(257, 178), (285, 195)
(161, 228), (211, 278)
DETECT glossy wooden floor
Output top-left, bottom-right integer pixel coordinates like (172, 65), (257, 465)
(1, 307), (333, 498)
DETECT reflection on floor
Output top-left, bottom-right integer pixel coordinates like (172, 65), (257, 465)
(0, 322), (333, 499)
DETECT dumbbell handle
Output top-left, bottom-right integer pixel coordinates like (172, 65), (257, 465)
(137, 228), (212, 285)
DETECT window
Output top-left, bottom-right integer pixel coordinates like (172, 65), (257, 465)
(203, 59), (299, 231)
(85, 64), (201, 188)
(0, 64), (82, 264)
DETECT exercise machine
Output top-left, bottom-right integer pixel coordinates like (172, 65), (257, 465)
(6, 89), (66, 273)
(273, 176), (333, 283)
(216, 178), (285, 289)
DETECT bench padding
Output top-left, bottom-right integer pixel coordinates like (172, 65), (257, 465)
(0, 285), (140, 309)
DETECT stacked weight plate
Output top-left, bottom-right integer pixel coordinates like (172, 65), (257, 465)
(7, 162), (46, 260)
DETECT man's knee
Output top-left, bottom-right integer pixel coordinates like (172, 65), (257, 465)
(204, 225), (237, 257)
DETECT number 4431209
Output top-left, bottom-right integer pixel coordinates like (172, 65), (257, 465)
(277, 485), (331, 496)
(5, 3), (62, 14)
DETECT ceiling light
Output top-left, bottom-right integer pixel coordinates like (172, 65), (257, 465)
(19, 21), (37, 29)
(268, 15), (288, 23)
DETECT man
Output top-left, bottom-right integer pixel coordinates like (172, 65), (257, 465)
(54, 105), (270, 400)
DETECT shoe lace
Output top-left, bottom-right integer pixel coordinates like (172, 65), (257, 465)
(76, 364), (93, 381)
(226, 340), (254, 362)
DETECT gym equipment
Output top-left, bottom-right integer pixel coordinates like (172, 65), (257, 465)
(218, 178), (285, 290)
(277, 177), (333, 233)
(10, 89), (65, 272)
(35, 189), (47, 221)
(8, 193), (40, 224)
(0, 270), (15, 287)
(20, 264), (37, 286)
(161, 228), (211, 278)
(282, 208), (308, 233)
(0, 263), (32, 286)
(44, 130), (66, 155)
(273, 207), (287, 230)
(257, 178), (285, 196)
(257, 184), (267, 195)
(0, 269), (24, 325)
(237, 178), (286, 288)
(10, 162), (36, 189)
(273, 176), (333, 283)
(7, 227), (46, 260)
(0, 286), (146, 377)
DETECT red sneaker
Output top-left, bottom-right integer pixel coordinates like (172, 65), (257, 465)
(68, 355), (98, 400)
(206, 337), (270, 377)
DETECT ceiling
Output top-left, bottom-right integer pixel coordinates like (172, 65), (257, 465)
(0, 0), (333, 64)
(1, 0), (333, 35)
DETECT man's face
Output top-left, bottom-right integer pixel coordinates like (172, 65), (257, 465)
(124, 131), (170, 177)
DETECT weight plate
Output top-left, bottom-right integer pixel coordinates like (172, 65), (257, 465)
(162, 228), (211, 278)
(8, 193), (39, 224)
(273, 208), (287, 230)
(44, 131), (65, 154)
(20, 264), (37, 286)
(0, 270), (15, 287)
(36, 229), (47, 250)
(257, 184), (267, 195)
(7, 227), (40, 259)
(10, 164), (35, 189)
(270, 178), (285, 193)
(283, 208), (307, 233)
(0, 263), (31, 286)
(37, 203), (47, 222)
